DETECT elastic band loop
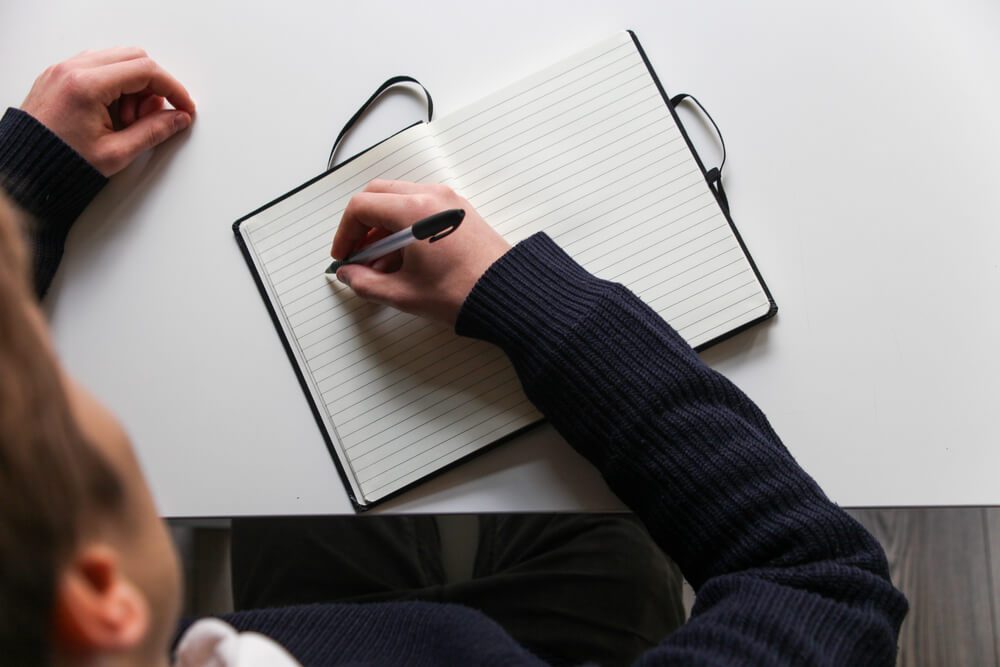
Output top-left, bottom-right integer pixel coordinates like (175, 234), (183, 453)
(328, 76), (434, 170)
(670, 93), (729, 214)
(670, 93), (726, 174)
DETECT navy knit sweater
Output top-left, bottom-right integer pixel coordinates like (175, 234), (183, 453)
(0, 107), (907, 665)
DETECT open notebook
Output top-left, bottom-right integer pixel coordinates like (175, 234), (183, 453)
(234, 30), (777, 509)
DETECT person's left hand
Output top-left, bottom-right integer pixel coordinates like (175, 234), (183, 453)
(20, 47), (196, 176)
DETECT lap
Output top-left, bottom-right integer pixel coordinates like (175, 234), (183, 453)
(230, 513), (684, 666)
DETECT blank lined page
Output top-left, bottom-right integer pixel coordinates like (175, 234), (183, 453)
(430, 31), (771, 348)
(239, 123), (539, 504)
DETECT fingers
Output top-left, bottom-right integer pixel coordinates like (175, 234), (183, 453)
(90, 57), (196, 113)
(363, 179), (436, 195)
(137, 93), (165, 119)
(21, 47), (195, 177)
(327, 182), (504, 324)
(119, 93), (140, 127)
(96, 108), (191, 174)
(331, 192), (426, 259)
(336, 264), (411, 309)
(370, 250), (403, 273)
(119, 93), (164, 128)
(69, 46), (148, 68)
(332, 181), (462, 259)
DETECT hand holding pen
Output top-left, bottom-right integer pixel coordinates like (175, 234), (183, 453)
(329, 180), (512, 326)
(326, 208), (465, 274)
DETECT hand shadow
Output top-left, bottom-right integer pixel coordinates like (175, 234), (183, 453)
(42, 129), (193, 313)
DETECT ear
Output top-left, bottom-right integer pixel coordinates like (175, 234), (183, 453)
(52, 543), (150, 655)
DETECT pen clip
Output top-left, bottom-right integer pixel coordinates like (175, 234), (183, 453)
(428, 224), (460, 243)
(412, 208), (465, 243)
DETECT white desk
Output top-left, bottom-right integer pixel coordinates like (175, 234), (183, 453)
(2, 1), (998, 516)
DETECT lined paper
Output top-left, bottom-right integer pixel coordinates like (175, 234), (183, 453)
(240, 123), (539, 504)
(239, 31), (770, 505)
(432, 32), (771, 348)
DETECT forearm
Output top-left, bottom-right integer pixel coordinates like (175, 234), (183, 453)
(457, 233), (907, 664)
(0, 108), (106, 298)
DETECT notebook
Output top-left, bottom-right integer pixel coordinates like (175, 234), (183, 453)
(233, 30), (777, 509)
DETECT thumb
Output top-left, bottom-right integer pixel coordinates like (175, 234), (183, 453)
(337, 264), (410, 309)
(99, 109), (191, 174)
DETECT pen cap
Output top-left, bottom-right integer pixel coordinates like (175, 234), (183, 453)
(412, 209), (465, 242)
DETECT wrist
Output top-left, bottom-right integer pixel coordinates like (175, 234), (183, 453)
(455, 233), (615, 369)
(0, 107), (107, 225)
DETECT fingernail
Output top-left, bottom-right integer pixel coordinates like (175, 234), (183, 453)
(174, 112), (191, 130)
(336, 270), (350, 287)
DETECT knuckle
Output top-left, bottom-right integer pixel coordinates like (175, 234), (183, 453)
(95, 144), (126, 173)
(341, 198), (355, 219)
(106, 143), (128, 165)
(341, 199), (356, 220)
(61, 70), (92, 99)
(47, 61), (70, 79)
(343, 193), (369, 218)
(137, 57), (161, 78)
(132, 56), (158, 77)
(429, 183), (453, 197)
(412, 194), (437, 214)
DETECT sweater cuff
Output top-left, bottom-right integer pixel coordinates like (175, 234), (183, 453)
(0, 107), (106, 226)
(456, 233), (622, 374)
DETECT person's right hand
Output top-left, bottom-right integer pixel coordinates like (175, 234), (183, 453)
(331, 180), (511, 326)
(20, 47), (196, 176)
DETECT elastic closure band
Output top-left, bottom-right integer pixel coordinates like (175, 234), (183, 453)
(328, 76), (434, 170)
(670, 93), (729, 215)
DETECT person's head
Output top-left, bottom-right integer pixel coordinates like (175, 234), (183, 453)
(0, 194), (181, 666)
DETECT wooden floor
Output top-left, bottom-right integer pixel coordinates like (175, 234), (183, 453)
(173, 508), (1000, 667)
(846, 508), (1000, 667)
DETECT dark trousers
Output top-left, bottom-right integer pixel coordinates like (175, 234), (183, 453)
(231, 514), (684, 667)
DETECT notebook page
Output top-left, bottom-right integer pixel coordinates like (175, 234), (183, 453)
(239, 123), (539, 504)
(430, 32), (771, 348)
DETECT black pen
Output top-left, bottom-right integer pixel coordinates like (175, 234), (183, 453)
(325, 208), (465, 274)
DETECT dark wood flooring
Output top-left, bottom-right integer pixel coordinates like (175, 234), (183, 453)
(847, 508), (999, 667)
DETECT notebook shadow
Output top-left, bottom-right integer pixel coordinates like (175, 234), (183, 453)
(697, 315), (777, 368)
(373, 420), (624, 514)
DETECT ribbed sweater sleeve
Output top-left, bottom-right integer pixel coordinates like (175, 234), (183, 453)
(456, 233), (908, 665)
(0, 107), (107, 298)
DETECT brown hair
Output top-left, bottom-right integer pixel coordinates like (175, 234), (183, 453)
(0, 194), (125, 665)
